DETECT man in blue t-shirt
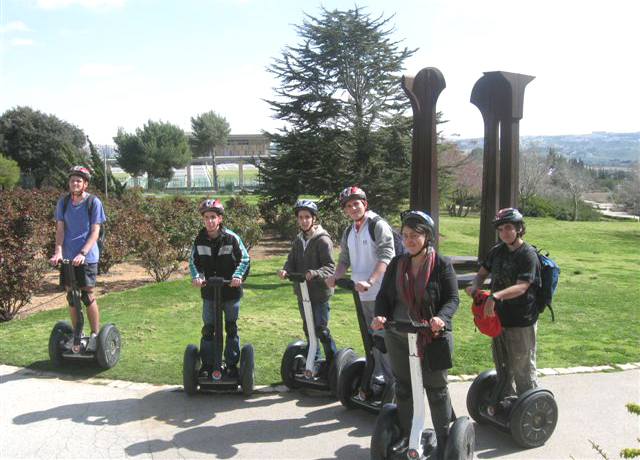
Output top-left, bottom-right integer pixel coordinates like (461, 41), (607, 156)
(49, 166), (106, 352)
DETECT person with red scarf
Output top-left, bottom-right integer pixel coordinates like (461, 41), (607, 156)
(372, 211), (459, 459)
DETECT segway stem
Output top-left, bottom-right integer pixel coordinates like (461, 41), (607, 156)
(286, 273), (318, 376)
(204, 277), (232, 373)
(491, 333), (510, 408)
(61, 260), (83, 346)
(335, 278), (375, 394)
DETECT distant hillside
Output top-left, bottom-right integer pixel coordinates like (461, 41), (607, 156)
(453, 131), (639, 167)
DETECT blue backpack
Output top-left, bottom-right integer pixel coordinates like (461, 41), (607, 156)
(345, 215), (405, 256)
(534, 247), (560, 321)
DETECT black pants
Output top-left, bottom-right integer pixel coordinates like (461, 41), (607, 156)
(385, 329), (453, 438)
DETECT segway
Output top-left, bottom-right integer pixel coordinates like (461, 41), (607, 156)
(48, 260), (121, 369)
(183, 277), (254, 396)
(335, 278), (395, 414)
(371, 320), (475, 460)
(280, 273), (356, 395)
(466, 332), (558, 448)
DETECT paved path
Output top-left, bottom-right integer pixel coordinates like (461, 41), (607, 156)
(1, 365), (638, 459)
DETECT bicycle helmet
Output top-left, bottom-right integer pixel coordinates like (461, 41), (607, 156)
(339, 186), (367, 208)
(67, 166), (91, 182)
(199, 199), (224, 216)
(294, 199), (318, 216)
(400, 210), (435, 233)
(492, 207), (524, 227)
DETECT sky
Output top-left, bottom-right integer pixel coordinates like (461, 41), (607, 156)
(1, 0), (639, 145)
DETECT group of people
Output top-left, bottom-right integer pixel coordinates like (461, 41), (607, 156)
(52, 166), (542, 459)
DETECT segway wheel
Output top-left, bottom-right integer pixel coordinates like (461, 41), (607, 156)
(96, 323), (121, 369)
(466, 370), (498, 424)
(510, 390), (558, 448)
(444, 416), (475, 460)
(240, 344), (255, 396)
(337, 357), (365, 409)
(183, 344), (200, 396)
(48, 321), (72, 367)
(328, 348), (356, 396)
(280, 340), (306, 389)
(370, 403), (400, 460)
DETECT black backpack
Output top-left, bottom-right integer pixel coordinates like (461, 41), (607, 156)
(533, 246), (560, 321)
(345, 215), (405, 256)
(62, 194), (105, 251)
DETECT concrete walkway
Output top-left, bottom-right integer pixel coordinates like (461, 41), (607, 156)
(1, 364), (639, 459)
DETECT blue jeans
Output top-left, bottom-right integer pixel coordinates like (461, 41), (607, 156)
(201, 298), (240, 369)
(297, 298), (337, 362)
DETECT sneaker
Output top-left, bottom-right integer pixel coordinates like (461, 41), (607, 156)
(86, 333), (98, 352)
(390, 437), (409, 454)
(226, 367), (239, 380)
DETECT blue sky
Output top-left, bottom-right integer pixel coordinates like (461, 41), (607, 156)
(1, 0), (638, 144)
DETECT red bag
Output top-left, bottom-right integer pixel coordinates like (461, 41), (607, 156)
(471, 290), (503, 338)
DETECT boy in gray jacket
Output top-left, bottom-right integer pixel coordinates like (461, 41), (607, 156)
(278, 200), (337, 366)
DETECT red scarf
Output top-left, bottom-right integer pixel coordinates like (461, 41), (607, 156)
(395, 248), (436, 358)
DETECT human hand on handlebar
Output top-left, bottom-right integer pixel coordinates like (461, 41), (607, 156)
(371, 316), (387, 331)
(277, 269), (287, 280)
(229, 277), (242, 288)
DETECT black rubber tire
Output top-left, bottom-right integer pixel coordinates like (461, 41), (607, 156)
(337, 357), (365, 409)
(466, 370), (498, 424)
(444, 416), (475, 460)
(328, 348), (356, 396)
(510, 390), (558, 448)
(370, 403), (400, 460)
(183, 344), (200, 396)
(48, 321), (72, 367)
(96, 323), (121, 369)
(240, 344), (255, 396)
(280, 340), (306, 389)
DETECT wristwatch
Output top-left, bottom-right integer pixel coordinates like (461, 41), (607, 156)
(79, 250), (87, 256)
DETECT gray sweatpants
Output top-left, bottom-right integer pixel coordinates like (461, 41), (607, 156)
(493, 323), (538, 397)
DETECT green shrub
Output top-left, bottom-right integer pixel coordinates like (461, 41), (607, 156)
(317, 201), (350, 243)
(0, 154), (20, 190)
(224, 196), (263, 250)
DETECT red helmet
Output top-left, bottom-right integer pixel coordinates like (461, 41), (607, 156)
(199, 199), (224, 215)
(68, 166), (91, 182)
(339, 186), (366, 208)
(471, 290), (503, 338)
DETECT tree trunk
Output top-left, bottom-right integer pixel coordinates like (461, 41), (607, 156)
(573, 196), (579, 221)
(211, 150), (219, 190)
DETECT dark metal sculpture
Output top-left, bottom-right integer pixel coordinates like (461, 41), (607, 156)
(402, 67), (446, 247)
(470, 71), (534, 260)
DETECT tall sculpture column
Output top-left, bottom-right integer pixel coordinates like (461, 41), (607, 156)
(470, 71), (534, 261)
(402, 67), (446, 247)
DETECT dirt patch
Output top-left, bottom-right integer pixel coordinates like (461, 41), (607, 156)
(17, 230), (291, 319)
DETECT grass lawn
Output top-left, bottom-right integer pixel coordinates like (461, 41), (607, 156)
(1, 217), (638, 386)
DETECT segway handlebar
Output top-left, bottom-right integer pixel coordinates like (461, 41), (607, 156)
(384, 320), (437, 334)
(202, 277), (232, 287)
(285, 272), (307, 283)
(335, 278), (356, 291)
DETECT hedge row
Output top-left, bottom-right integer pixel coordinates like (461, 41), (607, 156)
(0, 188), (263, 321)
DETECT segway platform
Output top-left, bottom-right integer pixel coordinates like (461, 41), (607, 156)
(48, 261), (121, 369)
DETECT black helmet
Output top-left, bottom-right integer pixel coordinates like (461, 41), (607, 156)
(492, 207), (524, 227)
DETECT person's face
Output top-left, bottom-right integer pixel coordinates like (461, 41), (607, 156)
(401, 226), (427, 256)
(342, 198), (367, 221)
(68, 175), (86, 194)
(202, 211), (223, 234)
(296, 210), (315, 232)
(497, 222), (518, 245)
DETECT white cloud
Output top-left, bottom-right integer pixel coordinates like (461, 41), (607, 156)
(0, 21), (30, 33)
(37, 0), (126, 9)
(79, 62), (133, 76)
(9, 38), (36, 45)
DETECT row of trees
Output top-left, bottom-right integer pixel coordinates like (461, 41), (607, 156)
(0, 106), (231, 190)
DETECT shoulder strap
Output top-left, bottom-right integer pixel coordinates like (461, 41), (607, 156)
(86, 194), (95, 218)
(62, 194), (71, 215)
(368, 215), (382, 242)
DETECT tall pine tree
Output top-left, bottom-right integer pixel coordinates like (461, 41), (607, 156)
(260, 6), (416, 214)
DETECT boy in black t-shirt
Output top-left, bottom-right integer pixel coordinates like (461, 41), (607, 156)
(465, 208), (541, 397)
